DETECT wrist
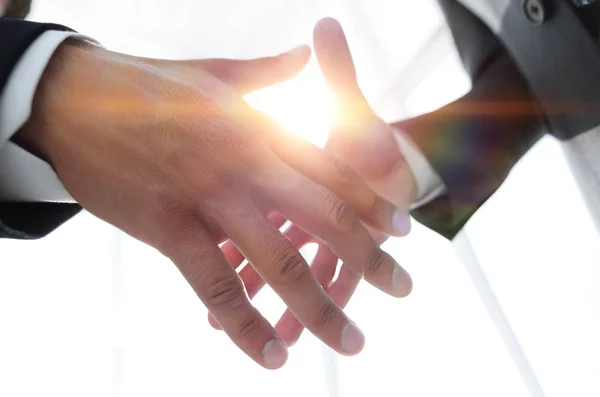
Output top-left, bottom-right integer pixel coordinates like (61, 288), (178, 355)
(14, 38), (105, 166)
(366, 122), (418, 208)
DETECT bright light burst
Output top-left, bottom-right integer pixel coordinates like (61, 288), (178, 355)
(245, 58), (337, 149)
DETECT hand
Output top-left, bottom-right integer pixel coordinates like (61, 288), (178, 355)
(210, 216), (390, 347)
(313, 17), (419, 211)
(208, 18), (418, 346)
(16, 40), (412, 369)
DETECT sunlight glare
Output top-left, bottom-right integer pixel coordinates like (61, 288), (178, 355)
(245, 58), (336, 148)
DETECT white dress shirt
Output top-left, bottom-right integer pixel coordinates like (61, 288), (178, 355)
(0, 30), (85, 202)
(0, 31), (445, 207)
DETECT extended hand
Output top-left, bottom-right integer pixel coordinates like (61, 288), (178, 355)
(209, 18), (419, 347)
(314, 17), (418, 210)
(17, 40), (412, 369)
(211, 217), (390, 347)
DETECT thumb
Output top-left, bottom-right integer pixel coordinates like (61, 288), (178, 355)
(199, 45), (311, 94)
(314, 18), (415, 208)
(313, 18), (363, 107)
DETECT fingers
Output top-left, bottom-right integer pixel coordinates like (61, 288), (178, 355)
(314, 17), (417, 210)
(313, 18), (362, 105)
(270, 171), (413, 299)
(165, 221), (288, 370)
(199, 45), (312, 94)
(276, 245), (341, 346)
(241, 224), (313, 298)
(365, 224), (391, 246)
(208, 263), (265, 331)
(210, 213), (289, 330)
(326, 121), (418, 212)
(269, 130), (410, 236)
(209, 223), (314, 331)
(220, 212), (287, 269)
(278, 265), (361, 347)
(220, 241), (247, 270)
(215, 208), (366, 356)
(277, 256), (362, 347)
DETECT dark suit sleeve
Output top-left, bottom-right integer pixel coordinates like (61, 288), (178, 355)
(392, 0), (547, 240)
(0, 18), (81, 239)
(5, 0), (33, 19)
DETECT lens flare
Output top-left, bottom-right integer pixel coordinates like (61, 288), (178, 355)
(245, 58), (336, 149)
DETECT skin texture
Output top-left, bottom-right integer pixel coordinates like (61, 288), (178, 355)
(211, 18), (419, 346)
(16, 37), (413, 369)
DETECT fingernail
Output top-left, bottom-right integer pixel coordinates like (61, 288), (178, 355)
(263, 339), (288, 370)
(341, 322), (365, 355)
(392, 265), (413, 298)
(392, 210), (412, 236)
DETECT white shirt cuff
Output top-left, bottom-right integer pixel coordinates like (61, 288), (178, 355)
(0, 30), (92, 203)
(392, 127), (447, 209)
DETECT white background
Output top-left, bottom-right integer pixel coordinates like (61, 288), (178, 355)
(0, 1), (599, 396)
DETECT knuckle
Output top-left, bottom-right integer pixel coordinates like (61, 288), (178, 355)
(271, 244), (309, 286)
(330, 156), (355, 187)
(174, 160), (225, 199)
(156, 200), (196, 232)
(313, 301), (339, 327)
(366, 249), (388, 276)
(200, 172), (228, 195)
(328, 198), (361, 234)
(155, 197), (184, 223)
(368, 194), (388, 219)
(237, 315), (262, 340)
(153, 206), (202, 258)
(204, 276), (246, 310)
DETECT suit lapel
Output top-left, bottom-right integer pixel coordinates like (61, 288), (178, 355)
(455, 0), (511, 32)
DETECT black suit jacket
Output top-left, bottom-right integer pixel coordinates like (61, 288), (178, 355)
(0, 17), (81, 239)
(399, 0), (600, 239)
